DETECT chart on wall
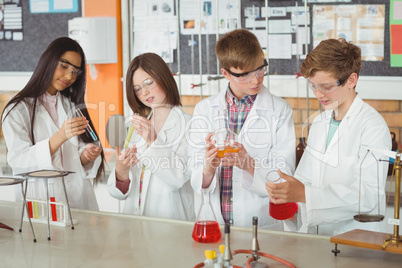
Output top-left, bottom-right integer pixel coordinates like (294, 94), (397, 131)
(132, 0), (177, 63)
(312, 4), (385, 61)
(0, 0), (23, 41)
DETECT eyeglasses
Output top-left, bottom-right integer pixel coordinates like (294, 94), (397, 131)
(307, 79), (345, 94)
(225, 59), (268, 84)
(133, 78), (157, 95)
(57, 60), (83, 78)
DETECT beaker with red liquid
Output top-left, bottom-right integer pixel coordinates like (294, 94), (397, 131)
(266, 170), (298, 220)
(192, 189), (221, 243)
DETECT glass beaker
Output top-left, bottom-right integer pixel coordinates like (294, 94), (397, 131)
(192, 189), (222, 243)
(212, 109), (239, 158)
(266, 170), (298, 220)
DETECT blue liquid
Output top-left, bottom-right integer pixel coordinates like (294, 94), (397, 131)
(89, 131), (98, 141)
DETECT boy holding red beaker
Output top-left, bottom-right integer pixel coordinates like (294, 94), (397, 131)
(265, 39), (391, 236)
(188, 29), (296, 229)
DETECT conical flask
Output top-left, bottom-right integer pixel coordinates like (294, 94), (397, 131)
(192, 189), (222, 243)
(212, 109), (239, 158)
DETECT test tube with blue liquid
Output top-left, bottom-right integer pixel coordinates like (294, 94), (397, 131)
(76, 108), (99, 143)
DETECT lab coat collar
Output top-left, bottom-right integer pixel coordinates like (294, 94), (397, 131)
(323, 94), (363, 124)
(208, 83), (274, 137)
(209, 83), (274, 111)
(325, 94), (363, 153)
(156, 106), (186, 143)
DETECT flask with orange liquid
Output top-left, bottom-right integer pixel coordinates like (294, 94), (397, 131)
(212, 109), (239, 158)
(192, 189), (222, 243)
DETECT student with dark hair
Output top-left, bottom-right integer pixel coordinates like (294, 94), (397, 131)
(2, 37), (104, 211)
(107, 53), (195, 221)
(266, 39), (391, 236)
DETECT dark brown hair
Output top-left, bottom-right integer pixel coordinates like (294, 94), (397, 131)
(125, 53), (181, 117)
(215, 29), (264, 70)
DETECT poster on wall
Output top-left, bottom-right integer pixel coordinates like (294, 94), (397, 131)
(312, 4), (385, 61)
(29, 0), (78, 13)
(390, 0), (402, 67)
(133, 0), (177, 63)
(0, 0), (23, 41)
(180, 0), (239, 35)
(246, 6), (310, 60)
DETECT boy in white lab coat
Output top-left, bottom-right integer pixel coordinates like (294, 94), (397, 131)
(188, 29), (295, 229)
(265, 38), (391, 236)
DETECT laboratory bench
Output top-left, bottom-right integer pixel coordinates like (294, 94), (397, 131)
(1, 200), (402, 268)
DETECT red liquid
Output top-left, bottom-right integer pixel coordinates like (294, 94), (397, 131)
(50, 197), (57, 221)
(269, 202), (298, 220)
(192, 221), (222, 243)
(27, 201), (33, 218)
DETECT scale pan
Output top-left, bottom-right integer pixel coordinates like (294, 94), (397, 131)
(353, 214), (384, 222)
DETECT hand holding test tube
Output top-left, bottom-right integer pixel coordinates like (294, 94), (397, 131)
(75, 108), (98, 142)
(119, 114), (137, 161)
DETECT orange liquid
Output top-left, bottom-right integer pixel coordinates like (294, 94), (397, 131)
(192, 221), (222, 243)
(269, 202), (298, 220)
(217, 146), (239, 158)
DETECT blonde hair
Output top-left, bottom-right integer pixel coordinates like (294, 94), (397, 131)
(215, 29), (264, 70)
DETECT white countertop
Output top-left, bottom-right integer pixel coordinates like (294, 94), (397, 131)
(1, 201), (402, 268)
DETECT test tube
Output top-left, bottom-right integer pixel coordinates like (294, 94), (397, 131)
(76, 108), (98, 142)
(49, 182), (57, 222)
(27, 181), (33, 218)
(33, 201), (39, 219)
(123, 126), (135, 149)
(123, 113), (139, 149)
(58, 203), (64, 222)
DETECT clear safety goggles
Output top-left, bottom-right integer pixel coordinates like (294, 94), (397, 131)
(57, 60), (83, 78)
(133, 78), (158, 95)
(307, 79), (345, 94)
(225, 59), (268, 84)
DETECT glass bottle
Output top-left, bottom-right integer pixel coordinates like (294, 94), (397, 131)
(388, 132), (398, 175)
(266, 171), (298, 220)
(212, 109), (239, 158)
(295, 137), (306, 168)
(192, 189), (222, 243)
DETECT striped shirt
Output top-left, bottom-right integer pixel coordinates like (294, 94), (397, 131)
(220, 87), (256, 225)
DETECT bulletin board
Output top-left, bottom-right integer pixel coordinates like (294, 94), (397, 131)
(0, 1), (81, 72)
(134, 0), (402, 77)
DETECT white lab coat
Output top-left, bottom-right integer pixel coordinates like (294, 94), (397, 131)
(2, 95), (102, 211)
(188, 85), (295, 229)
(107, 106), (195, 222)
(295, 95), (391, 236)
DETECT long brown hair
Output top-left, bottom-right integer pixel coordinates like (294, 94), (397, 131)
(125, 53), (181, 117)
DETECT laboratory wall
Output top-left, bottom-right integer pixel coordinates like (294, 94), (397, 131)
(182, 95), (402, 145)
(83, 0), (124, 151)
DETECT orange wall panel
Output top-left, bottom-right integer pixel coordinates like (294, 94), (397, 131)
(83, 0), (123, 148)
